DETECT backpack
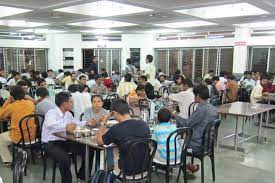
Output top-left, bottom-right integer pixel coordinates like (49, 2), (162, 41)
(90, 170), (116, 183)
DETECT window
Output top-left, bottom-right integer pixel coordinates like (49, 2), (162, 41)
(155, 49), (168, 75)
(250, 48), (268, 72)
(169, 49), (179, 77)
(220, 48), (234, 73)
(182, 49), (193, 78)
(194, 49), (203, 79)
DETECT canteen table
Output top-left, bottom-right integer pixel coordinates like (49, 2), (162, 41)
(261, 94), (275, 128)
(216, 101), (275, 152)
(53, 131), (115, 182)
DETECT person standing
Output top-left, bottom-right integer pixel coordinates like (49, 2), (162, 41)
(89, 56), (98, 74)
(145, 55), (156, 85)
(125, 58), (137, 81)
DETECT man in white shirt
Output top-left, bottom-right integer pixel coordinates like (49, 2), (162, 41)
(86, 73), (96, 88)
(145, 54), (156, 85)
(7, 72), (20, 86)
(56, 69), (64, 81)
(42, 92), (95, 183)
(250, 76), (267, 104)
(169, 78), (195, 119)
(41, 72), (55, 86)
(241, 71), (256, 92)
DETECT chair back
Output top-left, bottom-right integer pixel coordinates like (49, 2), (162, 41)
(188, 102), (198, 117)
(103, 94), (119, 110)
(30, 86), (38, 98)
(121, 138), (157, 181)
(80, 113), (84, 121)
(166, 127), (192, 166)
(159, 86), (169, 97)
(123, 93), (129, 100)
(139, 99), (151, 123)
(18, 114), (44, 146)
(47, 84), (55, 90)
(13, 148), (27, 183)
(200, 119), (221, 156)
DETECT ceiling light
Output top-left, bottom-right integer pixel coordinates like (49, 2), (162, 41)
(0, 6), (31, 18)
(20, 28), (67, 34)
(54, 0), (152, 17)
(175, 3), (269, 19)
(145, 29), (180, 34)
(155, 21), (216, 28)
(235, 21), (275, 28)
(80, 29), (121, 34)
(0, 20), (48, 27)
(69, 19), (136, 28)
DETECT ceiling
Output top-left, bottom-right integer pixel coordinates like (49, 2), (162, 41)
(0, 0), (274, 35)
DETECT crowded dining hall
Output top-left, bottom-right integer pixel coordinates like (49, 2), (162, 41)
(1, 0), (275, 183)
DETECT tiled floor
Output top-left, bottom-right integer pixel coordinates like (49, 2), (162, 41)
(1, 115), (275, 183)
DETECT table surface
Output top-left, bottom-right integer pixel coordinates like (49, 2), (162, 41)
(53, 131), (114, 150)
(216, 101), (275, 117)
(262, 94), (275, 102)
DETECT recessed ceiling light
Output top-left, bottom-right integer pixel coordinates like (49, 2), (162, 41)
(80, 29), (121, 34)
(68, 19), (137, 28)
(0, 6), (31, 18)
(20, 28), (66, 33)
(235, 21), (275, 28)
(175, 3), (269, 19)
(155, 21), (216, 28)
(54, 0), (152, 17)
(0, 20), (48, 27)
(145, 29), (180, 34)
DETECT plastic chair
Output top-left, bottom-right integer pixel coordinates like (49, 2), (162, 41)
(154, 127), (192, 183)
(116, 138), (157, 183)
(187, 119), (221, 183)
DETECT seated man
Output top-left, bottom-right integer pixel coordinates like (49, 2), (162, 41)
(0, 86), (35, 166)
(152, 108), (180, 164)
(42, 92), (94, 183)
(96, 99), (150, 174)
(117, 73), (137, 98)
(212, 76), (224, 95)
(226, 75), (238, 103)
(36, 87), (56, 117)
(250, 75), (267, 104)
(169, 84), (218, 172)
(90, 74), (108, 93)
(169, 78), (195, 119)
(138, 75), (155, 99)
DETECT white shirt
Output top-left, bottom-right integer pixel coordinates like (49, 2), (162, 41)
(7, 78), (17, 86)
(145, 62), (156, 85)
(56, 73), (64, 80)
(169, 88), (195, 119)
(45, 77), (55, 85)
(42, 107), (87, 143)
(87, 79), (96, 88)
(117, 81), (137, 98)
(71, 92), (92, 120)
(0, 76), (7, 84)
(250, 80), (263, 104)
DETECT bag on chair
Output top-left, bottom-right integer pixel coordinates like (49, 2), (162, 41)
(90, 170), (116, 183)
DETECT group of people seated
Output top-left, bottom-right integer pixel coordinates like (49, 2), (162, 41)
(0, 54), (275, 183)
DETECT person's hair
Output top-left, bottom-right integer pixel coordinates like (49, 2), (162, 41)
(55, 92), (71, 107)
(110, 98), (130, 115)
(21, 69), (26, 73)
(91, 94), (104, 102)
(36, 87), (49, 98)
(71, 72), (77, 76)
(219, 71), (227, 77)
(88, 73), (95, 80)
(64, 71), (71, 77)
(228, 74), (235, 80)
(79, 75), (87, 80)
(212, 76), (220, 81)
(58, 69), (64, 73)
(101, 68), (106, 72)
(175, 69), (181, 75)
(193, 84), (209, 100)
(68, 84), (80, 93)
(47, 69), (53, 73)
(146, 54), (153, 63)
(158, 108), (171, 123)
(41, 72), (48, 79)
(0, 82), (2, 89)
(37, 78), (46, 86)
(261, 74), (269, 80)
(101, 72), (108, 78)
(80, 84), (90, 93)
(140, 75), (147, 81)
(182, 77), (194, 87)
(126, 58), (132, 64)
(16, 80), (27, 87)
(209, 70), (214, 73)
(124, 73), (132, 82)
(173, 74), (183, 83)
(136, 84), (145, 91)
(95, 74), (102, 81)
(13, 72), (20, 77)
(78, 69), (84, 73)
(158, 68), (162, 73)
(10, 86), (25, 100)
(204, 78), (212, 85)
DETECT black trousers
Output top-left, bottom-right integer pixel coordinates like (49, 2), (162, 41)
(43, 141), (94, 183)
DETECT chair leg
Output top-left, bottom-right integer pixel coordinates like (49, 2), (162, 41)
(210, 155), (215, 181)
(42, 154), (47, 180)
(52, 161), (57, 183)
(191, 157), (194, 164)
(165, 168), (170, 183)
(176, 168), (181, 181)
(201, 159), (204, 183)
(72, 154), (78, 178)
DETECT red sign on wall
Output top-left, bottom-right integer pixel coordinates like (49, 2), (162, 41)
(235, 41), (247, 46)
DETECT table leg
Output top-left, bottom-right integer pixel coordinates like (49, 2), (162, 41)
(217, 114), (222, 149)
(85, 145), (89, 182)
(258, 113), (263, 142)
(266, 101), (271, 126)
(234, 116), (239, 151)
(104, 149), (107, 171)
(95, 150), (100, 172)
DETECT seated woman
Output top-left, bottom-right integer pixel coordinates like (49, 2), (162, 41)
(170, 74), (184, 94)
(83, 95), (108, 127)
(128, 84), (147, 116)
